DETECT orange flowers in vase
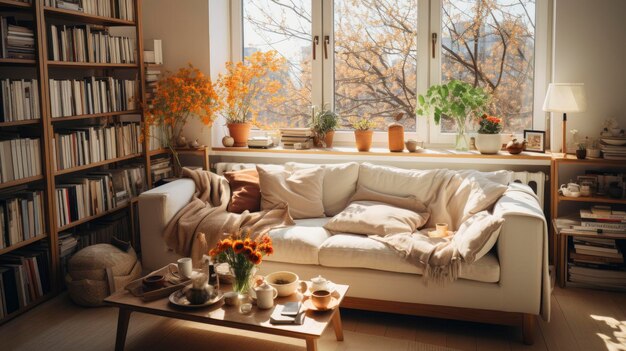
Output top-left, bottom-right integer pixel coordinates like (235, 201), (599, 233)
(210, 230), (274, 294)
(144, 64), (220, 167)
(217, 51), (285, 146)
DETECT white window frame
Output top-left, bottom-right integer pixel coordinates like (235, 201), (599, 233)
(230, 0), (551, 148)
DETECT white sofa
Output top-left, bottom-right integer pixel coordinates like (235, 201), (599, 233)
(138, 162), (549, 344)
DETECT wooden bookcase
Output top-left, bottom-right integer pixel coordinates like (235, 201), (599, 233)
(551, 155), (626, 289)
(0, 0), (155, 324)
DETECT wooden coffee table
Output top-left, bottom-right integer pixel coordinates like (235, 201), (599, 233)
(105, 282), (348, 351)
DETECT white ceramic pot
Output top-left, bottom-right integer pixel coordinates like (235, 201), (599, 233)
(475, 133), (502, 154)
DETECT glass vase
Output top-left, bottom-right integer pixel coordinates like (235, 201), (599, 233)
(455, 123), (469, 151)
(231, 265), (256, 295)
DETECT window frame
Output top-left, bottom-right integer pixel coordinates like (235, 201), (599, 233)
(230, 0), (551, 148)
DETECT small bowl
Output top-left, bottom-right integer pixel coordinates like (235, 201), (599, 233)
(265, 271), (299, 297)
(142, 275), (166, 290)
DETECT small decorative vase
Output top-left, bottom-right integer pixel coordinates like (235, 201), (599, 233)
(506, 138), (526, 154)
(231, 266), (256, 295)
(475, 133), (502, 154)
(587, 148), (601, 158)
(576, 149), (587, 160)
(388, 124), (404, 152)
(227, 123), (251, 147)
(354, 130), (374, 152)
(455, 123), (469, 151)
(222, 135), (235, 147)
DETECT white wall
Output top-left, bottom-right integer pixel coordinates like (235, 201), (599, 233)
(551, 0), (626, 152)
(142, 0), (212, 147)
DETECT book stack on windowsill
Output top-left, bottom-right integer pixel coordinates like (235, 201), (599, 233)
(279, 128), (313, 149)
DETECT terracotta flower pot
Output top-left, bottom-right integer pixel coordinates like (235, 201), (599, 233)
(324, 130), (335, 148)
(227, 123), (251, 147)
(354, 130), (373, 152)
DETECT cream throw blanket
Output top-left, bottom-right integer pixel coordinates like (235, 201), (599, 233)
(162, 168), (294, 264)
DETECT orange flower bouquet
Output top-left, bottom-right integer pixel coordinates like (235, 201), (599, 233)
(210, 230), (274, 294)
(217, 50), (285, 124)
(144, 64), (220, 167)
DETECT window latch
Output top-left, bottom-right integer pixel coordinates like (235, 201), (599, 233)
(313, 35), (319, 60)
(432, 33), (437, 58)
(324, 35), (330, 59)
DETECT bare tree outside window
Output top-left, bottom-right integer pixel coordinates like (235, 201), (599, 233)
(242, 0), (535, 134)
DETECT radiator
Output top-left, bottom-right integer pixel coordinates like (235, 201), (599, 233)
(213, 162), (546, 207)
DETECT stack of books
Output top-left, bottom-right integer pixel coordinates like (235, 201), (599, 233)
(247, 136), (273, 149)
(1, 79), (40, 122)
(279, 128), (313, 149)
(52, 122), (142, 171)
(144, 64), (163, 106)
(150, 156), (173, 185)
(0, 245), (51, 317)
(0, 17), (35, 60)
(0, 189), (46, 249)
(569, 236), (625, 290)
(48, 24), (136, 64)
(48, 77), (138, 118)
(146, 124), (171, 151)
(44, 0), (135, 21)
(144, 39), (163, 65)
(0, 137), (42, 183)
(599, 136), (626, 160)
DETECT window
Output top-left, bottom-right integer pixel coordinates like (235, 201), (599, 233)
(233, 0), (546, 143)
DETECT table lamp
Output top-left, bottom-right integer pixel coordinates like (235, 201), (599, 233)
(542, 83), (587, 153)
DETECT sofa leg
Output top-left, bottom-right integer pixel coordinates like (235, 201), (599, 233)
(522, 313), (535, 345)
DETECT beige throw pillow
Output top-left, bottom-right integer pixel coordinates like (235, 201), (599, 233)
(452, 211), (504, 263)
(350, 185), (428, 213)
(324, 201), (430, 236)
(257, 165), (325, 219)
(285, 162), (359, 216)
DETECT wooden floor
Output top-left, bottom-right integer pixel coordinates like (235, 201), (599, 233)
(0, 286), (624, 351)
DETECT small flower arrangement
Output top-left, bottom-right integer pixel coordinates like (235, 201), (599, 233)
(477, 115), (503, 134)
(210, 230), (274, 294)
(349, 117), (378, 131)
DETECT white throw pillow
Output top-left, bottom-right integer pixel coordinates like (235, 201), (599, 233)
(257, 164), (325, 219)
(452, 211), (504, 263)
(324, 201), (430, 236)
(285, 162), (359, 216)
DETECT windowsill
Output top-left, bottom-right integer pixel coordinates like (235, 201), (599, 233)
(210, 146), (553, 165)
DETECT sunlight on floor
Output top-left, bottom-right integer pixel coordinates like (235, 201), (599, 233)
(591, 315), (626, 351)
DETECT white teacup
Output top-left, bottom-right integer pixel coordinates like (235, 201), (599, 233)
(169, 257), (193, 280)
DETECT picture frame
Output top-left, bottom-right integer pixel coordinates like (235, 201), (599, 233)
(524, 130), (546, 153)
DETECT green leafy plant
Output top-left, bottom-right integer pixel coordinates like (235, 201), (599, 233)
(477, 115), (503, 134)
(578, 143), (586, 151)
(415, 80), (490, 130)
(349, 117), (377, 131)
(310, 107), (339, 137)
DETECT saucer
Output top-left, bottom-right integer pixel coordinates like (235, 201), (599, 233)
(303, 296), (339, 312)
(427, 230), (453, 238)
(168, 290), (223, 308)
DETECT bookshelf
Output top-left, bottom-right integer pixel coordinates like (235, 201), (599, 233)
(0, 0), (154, 325)
(551, 155), (626, 290)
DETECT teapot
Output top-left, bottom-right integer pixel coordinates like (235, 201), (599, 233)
(506, 138), (526, 154)
(253, 281), (277, 310)
(560, 183), (581, 198)
(184, 272), (214, 304)
(310, 275), (329, 292)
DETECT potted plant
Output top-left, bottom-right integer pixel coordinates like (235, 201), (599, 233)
(217, 51), (285, 147)
(310, 105), (339, 148)
(415, 80), (490, 151)
(144, 64), (220, 170)
(350, 117), (377, 152)
(475, 115), (503, 154)
(586, 137), (601, 158)
(576, 143), (587, 159)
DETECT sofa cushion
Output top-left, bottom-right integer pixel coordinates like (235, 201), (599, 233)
(265, 218), (332, 265)
(257, 164), (325, 219)
(350, 185), (428, 212)
(453, 211), (504, 263)
(318, 233), (500, 283)
(223, 168), (261, 213)
(324, 201), (429, 236)
(285, 162), (360, 216)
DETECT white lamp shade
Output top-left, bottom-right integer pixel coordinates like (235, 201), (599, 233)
(542, 83), (587, 112)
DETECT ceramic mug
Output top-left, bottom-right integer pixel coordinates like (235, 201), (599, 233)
(169, 257), (193, 280)
(311, 290), (332, 310)
(436, 223), (449, 237)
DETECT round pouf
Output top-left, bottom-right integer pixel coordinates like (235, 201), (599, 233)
(65, 243), (142, 307)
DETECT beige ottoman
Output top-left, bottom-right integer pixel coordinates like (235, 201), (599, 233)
(66, 244), (142, 306)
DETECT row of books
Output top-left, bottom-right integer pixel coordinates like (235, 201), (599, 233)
(568, 236), (625, 290)
(0, 189), (45, 249)
(0, 17), (35, 60)
(600, 139), (626, 160)
(556, 207), (626, 236)
(0, 137), (42, 183)
(52, 122), (142, 171)
(46, 0), (135, 21)
(279, 128), (313, 149)
(55, 164), (145, 227)
(1, 79), (41, 122)
(150, 156), (172, 185)
(0, 245), (51, 318)
(49, 77), (138, 118)
(58, 212), (131, 280)
(146, 124), (171, 151)
(48, 24), (136, 64)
